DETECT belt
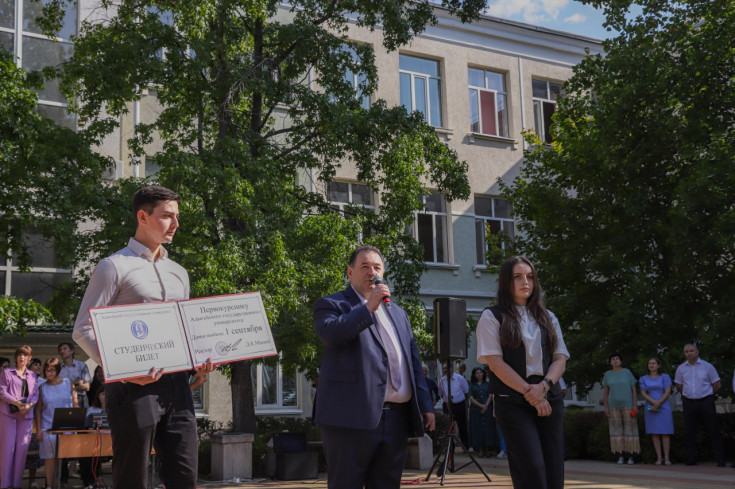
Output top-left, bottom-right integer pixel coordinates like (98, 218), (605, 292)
(683, 395), (714, 402)
(383, 401), (409, 410)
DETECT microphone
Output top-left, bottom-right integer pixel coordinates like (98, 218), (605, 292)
(371, 276), (391, 306)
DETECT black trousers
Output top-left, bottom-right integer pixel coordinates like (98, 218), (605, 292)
(321, 402), (410, 489)
(495, 394), (564, 489)
(107, 372), (198, 489)
(449, 400), (469, 448)
(682, 396), (724, 464)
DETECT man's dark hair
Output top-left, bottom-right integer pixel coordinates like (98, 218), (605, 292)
(0, 357), (9, 367)
(348, 245), (385, 268)
(133, 185), (182, 216)
(58, 342), (75, 354)
(30, 358), (42, 367)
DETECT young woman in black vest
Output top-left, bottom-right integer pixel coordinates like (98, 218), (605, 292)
(477, 256), (569, 489)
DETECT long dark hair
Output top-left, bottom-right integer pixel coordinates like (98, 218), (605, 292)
(496, 256), (557, 351)
(470, 367), (485, 384)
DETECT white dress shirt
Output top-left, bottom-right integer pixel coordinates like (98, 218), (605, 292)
(476, 306), (569, 377)
(674, 358), (720, 399)
(439, 373), (469, 404)
(73, 238), (190, 364)
(353, 287), (411, 403)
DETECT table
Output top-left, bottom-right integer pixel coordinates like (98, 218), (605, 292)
(48, 430), (155, 489)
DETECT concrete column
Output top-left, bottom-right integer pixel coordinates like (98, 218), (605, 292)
(211, 432), (255, 481)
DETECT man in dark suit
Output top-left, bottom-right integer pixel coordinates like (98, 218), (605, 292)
(313, 245), (435, 489)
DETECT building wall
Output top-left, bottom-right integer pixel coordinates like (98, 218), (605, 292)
(2, 0), (603, 421)
(331, 9), (602, 383)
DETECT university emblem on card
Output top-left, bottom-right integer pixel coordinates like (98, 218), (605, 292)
(131, 320), (149, 339)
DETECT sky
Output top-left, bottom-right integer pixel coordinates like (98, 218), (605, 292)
(484, 0), (615, 40)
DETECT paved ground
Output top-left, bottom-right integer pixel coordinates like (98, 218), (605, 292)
(48, 455), (735, 489)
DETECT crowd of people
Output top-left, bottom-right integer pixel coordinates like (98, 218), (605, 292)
(429, 362), (508, 459)
(0, 343), (104, 489)
(601, 343), (730, 468)
(3, 184), (735, 489)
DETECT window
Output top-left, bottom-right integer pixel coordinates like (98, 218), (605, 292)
(339, 44), (370, 110)
(328, 181), (375, 240)
(328, 181), (375, 213)
(190, 381), (205, 411)
(0, 0), (77, 128)
(563, 383), (590, 405)
(144, 156), (160, 177)
(532, 79), (562, 143)
(414, 192), (447, 263)
(468, 68), (508, 137)
(1, 231), (72, 305)
(399, 54), (442, 127)
(146, 6), (174, 60)
(475, 196), (515, 265)
(251, 362), (300, 413)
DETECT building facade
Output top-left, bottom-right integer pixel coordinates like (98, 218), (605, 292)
(0, 0), (602, 421)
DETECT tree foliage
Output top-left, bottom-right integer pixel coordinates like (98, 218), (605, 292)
(0, 47), (112, 332)
(57, 0), (483, 431)
(502, 0), (735, 395)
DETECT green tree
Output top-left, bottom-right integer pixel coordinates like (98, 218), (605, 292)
(502, 0), (735, 395)
(0, 47), (112, 332)
(59, 0), (482, 432)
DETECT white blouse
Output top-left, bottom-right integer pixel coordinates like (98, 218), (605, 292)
(476, 306), (569, 377)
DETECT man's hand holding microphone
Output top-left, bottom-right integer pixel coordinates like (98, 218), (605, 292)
(366, 275), (391, 312)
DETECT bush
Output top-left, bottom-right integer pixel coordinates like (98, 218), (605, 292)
(253, 416), (324, 477)
(564, 409), (735, 464)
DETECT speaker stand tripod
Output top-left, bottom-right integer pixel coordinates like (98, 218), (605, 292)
(426, 360), (492, 485)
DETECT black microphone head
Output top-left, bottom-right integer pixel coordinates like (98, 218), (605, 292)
(372, 276), (391, 306)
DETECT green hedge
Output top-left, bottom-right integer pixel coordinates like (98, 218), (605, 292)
(564, 409), (735, 463)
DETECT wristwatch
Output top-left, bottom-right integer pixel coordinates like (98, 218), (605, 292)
(543, 377), (554, 390)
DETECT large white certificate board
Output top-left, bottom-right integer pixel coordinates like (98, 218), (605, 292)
(89, 292), (278, 382)
(179, 293), (277, 366)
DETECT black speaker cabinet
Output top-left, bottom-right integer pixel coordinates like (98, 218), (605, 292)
(434, 297), (467, 359)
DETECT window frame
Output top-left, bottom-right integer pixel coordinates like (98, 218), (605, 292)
(0, 237), (73, 306)
(399, 54), (443, 128)
(532, 79), (562, 144)
(474, 196), (515, 265)
(327, 181), (376, 213)
(252, 361), (302, 415)
(327, 181), (376, 241)
(339, 43), (371, 110)
(414, 192), (448, 264)
(1, 0), (78, 128)
(563, 383), (591, 407)
(468, 67), (509, 138)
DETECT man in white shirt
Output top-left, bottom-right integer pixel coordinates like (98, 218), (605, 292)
(58, 342), (91, 407)
(439, 363), (470, 448)
(73, 186), (213, 489)
(674, 343), (724, 467)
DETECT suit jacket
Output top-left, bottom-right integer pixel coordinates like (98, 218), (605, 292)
(0, 368), (40, 419)
(313, 286), (433, 437)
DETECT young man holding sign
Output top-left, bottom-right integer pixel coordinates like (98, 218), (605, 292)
(73, 185), (213, 489)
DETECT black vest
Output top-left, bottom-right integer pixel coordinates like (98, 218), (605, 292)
(485, 306), (562, 400)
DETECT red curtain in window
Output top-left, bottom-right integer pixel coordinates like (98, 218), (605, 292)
(480, 91), (496, 135)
